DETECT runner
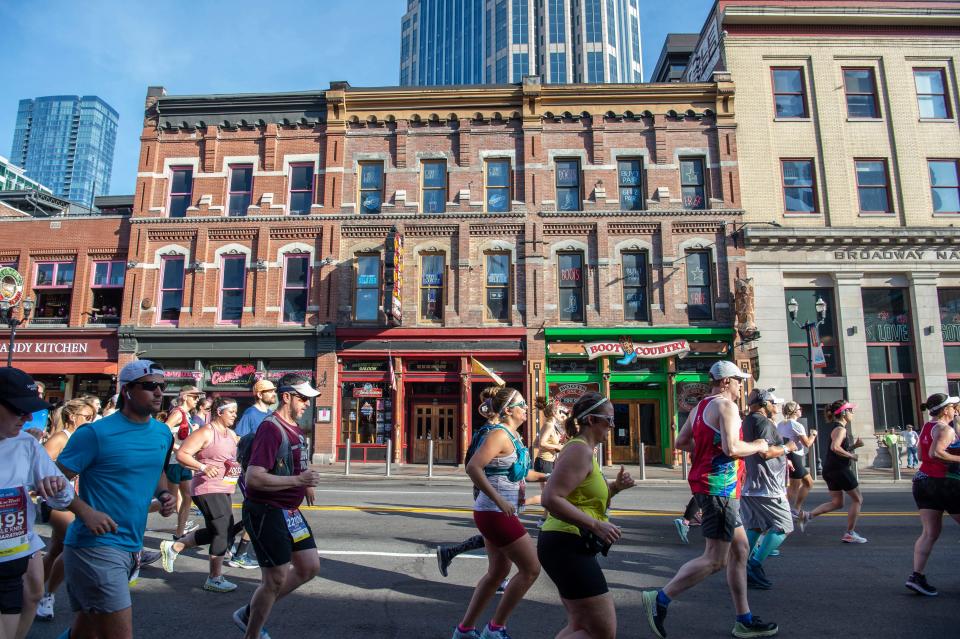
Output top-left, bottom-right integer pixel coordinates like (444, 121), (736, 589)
(233, 374), (320, 639)
(905, 392), (960, 596)
(452, 386), (547, 639)
(0, 368), (76, 639)
(777, 402), (816, 517)
(55, 359), (177, 639)
(641, 360), (778, 639)
(164, 387), (204, 539)
(798, 400), (866, 543)
(539, 391), (636, 639)
(35, 399), (98, 622)
(740, 389), (795, 590)
(673, 497), (702, 545)
(160, 397), (243, 592)
(534, 398), (567, 474)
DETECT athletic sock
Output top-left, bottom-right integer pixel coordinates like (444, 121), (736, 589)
(488, 622), (505, 631)
(656, 590), (672, 608)
(457, 624), (475, 633)
(737, 612), (753, 625)
(447, 534), (485, 557)
(746, 528), (762, 556)
(754, 530), (787, 563)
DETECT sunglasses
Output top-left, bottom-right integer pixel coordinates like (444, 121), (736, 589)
(288, 392), (311, 402)
(588, 414), (615, 425)
(505, 400), (527, 410)
(135, 381), (167, 392)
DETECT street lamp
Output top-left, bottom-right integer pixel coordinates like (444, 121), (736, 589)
(1, 297), (34, 367)
(788, 296), (827, 471)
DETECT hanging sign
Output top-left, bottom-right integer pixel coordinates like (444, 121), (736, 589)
(384, 229), (403, 326)
(582, 338), (690, 361)
(0, 267), (24, 307)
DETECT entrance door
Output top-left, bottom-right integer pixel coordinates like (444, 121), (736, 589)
(411, 403), (457, 464)
(611, 400), (661, 464)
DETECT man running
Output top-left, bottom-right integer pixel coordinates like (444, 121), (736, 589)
(55, 360), (176, 639)
(233, 374), (320, 639)
(642, 361), (778, 639)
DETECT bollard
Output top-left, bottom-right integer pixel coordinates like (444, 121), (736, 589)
(638, 443), (646, 481)
(892, 444), (901, 481)
(681, 450), (689, 480)
(427, 439), (434, 479)
(345, 437), (351, 476)
(386, 439), (392, 477)
(808, 444), (818, 482)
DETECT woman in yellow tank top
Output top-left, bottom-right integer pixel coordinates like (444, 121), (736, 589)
(539, 392), (636, 639)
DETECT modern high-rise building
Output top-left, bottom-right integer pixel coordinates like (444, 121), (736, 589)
(400, 0), (643, 86)
(10, 95), (118, 205)
(0, 155), (51, 194)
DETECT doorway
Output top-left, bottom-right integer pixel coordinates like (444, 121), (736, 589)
(611, 400), (661, 464)
(411, 403), (458, 464)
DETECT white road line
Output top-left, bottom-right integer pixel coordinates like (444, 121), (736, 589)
(312, 489), (464, 495)
(315, 549), (485, 559)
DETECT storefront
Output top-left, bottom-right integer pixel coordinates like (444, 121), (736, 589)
(1, 330), (119, 404)
(336, 328), (527, 464)
(543, 327), (735, 467)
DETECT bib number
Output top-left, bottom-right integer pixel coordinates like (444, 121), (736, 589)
(223, 460), (242, 486)
(283, 508), (310, 543)
(0, 487), (30, 558)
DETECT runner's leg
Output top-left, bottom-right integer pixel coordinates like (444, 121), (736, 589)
(845, 488), (863, 532)
(661, 537), (730, 599)
(489, 534), (540, 627)
(71, 608), (133, 639)
(244, 549), (319, 639)
(809, 490), (844, 518)
(726, 526), (751, 616)
(14, 552), (43, 639)
(912, 509), (943, 574)
(175, 480), (191, 537)
(795, 475), (813, 512)
(459, 538), (511, 630)
(556, 593), (616, 639)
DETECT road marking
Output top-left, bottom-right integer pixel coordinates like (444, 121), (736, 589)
(315, 549), (485, 559)
(311, 489), (463, 495)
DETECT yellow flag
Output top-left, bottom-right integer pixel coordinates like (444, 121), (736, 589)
(470, 357), (506, 386)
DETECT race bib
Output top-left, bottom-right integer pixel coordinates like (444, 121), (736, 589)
(0, 487), (30, 558)
(283, 508), (310, 543)
(222, 460), (242, 486)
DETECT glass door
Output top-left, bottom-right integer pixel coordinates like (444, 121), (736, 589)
(611, 400), (661, 464)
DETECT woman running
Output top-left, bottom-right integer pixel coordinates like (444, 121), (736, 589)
(778, 402), (816, 516)
(164, 386), (204, 538)
(34, 398), (97, 622)
(539, 392), (636, 639)
(905, 392), (960, 596)
(160, 397), (243, 592)
(799, 400), (866, 542)
(534, 399), (567, 474)
(452, 386), (547, 639)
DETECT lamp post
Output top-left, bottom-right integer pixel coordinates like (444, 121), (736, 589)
(787, 296), (827, 468)
(0, 297), (35, 367)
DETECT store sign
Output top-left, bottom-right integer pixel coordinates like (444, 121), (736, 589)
(209, 364), (258, 386)
(582, 338), (690, 361)
(163, 369), (202, 381)
(548, 382), (601, 408)
(0, 335), (116, 360)
(831, 249), (960, 262)
(678, 382), (711, 412)
(0, 267), (24, 306)
(264, 369), (314, 381)
(353, 383), (383, 398)
(384, 229), (403, 326)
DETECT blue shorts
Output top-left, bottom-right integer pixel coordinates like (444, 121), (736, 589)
(63, 545), (136, 614)
(165, 463), (193, 484)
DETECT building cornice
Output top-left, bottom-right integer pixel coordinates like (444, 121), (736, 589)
(722, 4), (960, 27)
(744, 226), (960, 247)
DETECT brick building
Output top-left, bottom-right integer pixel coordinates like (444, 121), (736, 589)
(117, 76), (744, 465)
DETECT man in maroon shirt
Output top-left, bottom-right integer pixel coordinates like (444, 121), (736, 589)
(233, 374), (320, 639)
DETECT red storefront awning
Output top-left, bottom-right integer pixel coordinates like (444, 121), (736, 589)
(15, 361), (118, 375)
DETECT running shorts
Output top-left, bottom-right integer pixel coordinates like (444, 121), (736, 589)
(787, 452), (809, 480)
(537, 530), (608, 600)
(913, 477), (960, 514)
(822, 467), (858, 492)
(243, 500), (316, 568)
(534, 458), (555, 474)
(165, 463), (193, 484)
(473, 511), (527, 548)
(741, 496), (794, 534)
(63, 545), (137, 614)
(693, 494), (742, 541)
(0, 555), (31, 614)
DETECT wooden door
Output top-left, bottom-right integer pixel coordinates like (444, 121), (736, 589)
(411, 403), (458, 463)
(611, 400), (661, 464)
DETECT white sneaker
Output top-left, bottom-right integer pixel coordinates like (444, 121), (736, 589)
(159, 540), (179, 573)
(841, 531), (868, 544)
(182, 520), (200, 535)
(203, 576), (238, 592)
(35, 593), (54, 621)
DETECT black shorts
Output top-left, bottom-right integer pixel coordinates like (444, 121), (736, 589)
(534, 458), (554, 474)
(822, 467), (858, 492)
(788, 452), (809, 480)
(694, 494), (742, 542)
(537, 531), (608, 600)
(913, 477), (960, 514)
(243, 500), (316, 568)
(0, 555), (31, 615)
(193, 493), (237, 556)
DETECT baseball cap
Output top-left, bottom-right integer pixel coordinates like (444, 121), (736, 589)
(0, 367), (52, 415)
(709, 360), (751, 381)
(118, 359), (164, 388)
(253, 379), (277, 395)
(277, 379), (320, 398)
(748, 388), (783, 406)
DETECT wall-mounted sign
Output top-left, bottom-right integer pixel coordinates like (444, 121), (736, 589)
(0, 267), (24, 307)
(163, 369), (203, 381)
(384, 229), (403, 326)
(353, 382), (384, 398)
(317, 407), (332, 423)
(677, 382), (711, 412)
(0, 335), (116, 361)
(582, 338), (690, 362)
(548, 382), (601, 408)
(209, 363), (258, 386)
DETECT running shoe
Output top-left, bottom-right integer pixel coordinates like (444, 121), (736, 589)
(905, 573), (938, 596)
(159, 540), (179, 573)
(496, 577), (510, 595)
(204, 576), (238, 593)
(841, 531), (867, 544)
(183, 520), (201, 535)
(139, 549), (162, 567)
(452, 628), (482, 639)
(641, 590), (668, 639)
(227, 553), (260, 570)
(769, 549), (780, 557)
(35, 593), (54, 621)
(746, 561), (773, 590)
(732, 617), (778, 638)
(437, 544), (455, 577)
(673, 518), (690, 545)
(233, 605), (272, 639)
(796, 511), (809, 533)
(480, 625), (512, 639)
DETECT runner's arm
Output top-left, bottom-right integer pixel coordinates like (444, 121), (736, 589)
(175, 427), (214, 472)
(931, 424), (960, 464)
(245, 464), (311, 491)
(541, 443), (600, 530)
(829, 426), (856, 459)
(466, 429), (516, 514)
(675, 412), (695, 452)
(537, 425), (563, 454)
(757, 420), (795, 460)
(719, 401), (768, 458)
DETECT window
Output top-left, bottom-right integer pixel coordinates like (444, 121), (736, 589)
(915, 69), (951, 119)
(33, 262), (74, 324)
(785, 288), (840, 376)
(228, 165), (253, 216)
(219, 255), (246, 323)
(940, 289), (960, 377)
(863, 288), (917, 432)
(685, 251), (713, 320)
(781, 159), (818, 213)
(354, 254), (381, 321)
(622, 252), (648, 321)
(419, 253), (445, 322)
(843, 68), (880, 118)
(485, 252), (510, 322)
(555, 159), (581, 211)
(929, 160), (960, 214)
(680, 158), (706, 210)
(168, 167), (193, 218)
(485, 159), (511, 212)
(90, 261), (125, 324)
(282, 254), (309, 323)
(358, 162), (384, 214)
(618, 159), (643, 210)
(422, 160), (446, 213)
(771, 68), (808, 118)
(855, 160), (892, 213)
(558, 252), (584, 322)
(288, 164), (314, 215)
(159, 256), (185, 323)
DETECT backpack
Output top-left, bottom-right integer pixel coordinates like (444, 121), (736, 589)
(465, 422), (496, 466)
(464, 423), (529, 483)
(236, 415), (295, 476)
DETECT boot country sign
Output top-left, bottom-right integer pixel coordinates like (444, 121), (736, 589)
(582, 337), (691, 364)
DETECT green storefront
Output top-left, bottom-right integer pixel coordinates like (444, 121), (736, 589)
(543, 327), (736, 467)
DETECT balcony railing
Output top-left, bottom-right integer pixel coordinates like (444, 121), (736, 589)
(28, 317), (69, 326)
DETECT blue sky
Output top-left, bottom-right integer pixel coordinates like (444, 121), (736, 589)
(0, 0), (713, 196)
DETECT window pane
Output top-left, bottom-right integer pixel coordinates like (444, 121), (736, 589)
(556, 160), (579, 187)
(862, 288), (911, 343)
(285, 257), (308, 287)
(625, 287), (647, 321)
(685, 252), (709, 286)
(57, 263), (75, 286)
(487, 187), (509, 212)
(856, 161), (887, 186)
(228, 193), (251, 216)
(918, 95), (948, 119)
(421, 255), (444, 286)
(773, 69), (802, 93)
(230, 167), (252, 192)
(222, 258), (246, 289)
(847, 94), (878, 118)
(945, 346), (960, 374)
(934, 187), (960, 213)
(486, 288), (509, 321)
(844, 69), (875, 94)
(775, 95), (805, 118)
(360, 190), (382, 214)
(486, 254), (509, 285)
(783, 161), (813, 186)
(681, 159), (703, 186)
(169, 194), (190, 218)
(283, 290), (307, 323)
(171, 168), (192, 194)
(618, 160), (642, 186)
(557, 187), (580, 211)
(868, 346), (889, 374)
(915, 70), (945, 95)
(620, 187), (642, 210)
(221, 290), (243, 321)
(108, 262), (125, 286)
(423, 162), (445, 188)
(160, 291), (182, 321)
(289, 191), (312, 215)
(360, 164), (383, 189)
(560, 288), (583, 322)
(558, 253), (583, 287)
(355, 289), (379, 321)
(290, 165), (313, 191)
(94, 263), (109, 286)
(357, 256), (380, 285)
(891, 345), (915, 374)
(785, 187), (816, 212)
(420, 288), (442, 321)
(36, 264), (54, 286)
(423, 189), (446, 213)
(162, 258), (184, 288)
(487, 160), (510, 187)
(858, 186), (890, 212)
(622, 253), (646, 286)
(930, 161), (959, 187)
(688, 286), (711, 319)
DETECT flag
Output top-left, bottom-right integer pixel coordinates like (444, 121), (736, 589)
(811, 326), (827, 370)
(388, 353), (397, 391)
(470, 357), (505, 386)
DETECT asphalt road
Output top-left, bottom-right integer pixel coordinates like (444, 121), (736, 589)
(26, 478), (953, 638)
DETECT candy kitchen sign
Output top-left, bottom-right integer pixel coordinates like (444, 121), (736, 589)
(0, 336), (115, 360)
(582, 337), (691, 362)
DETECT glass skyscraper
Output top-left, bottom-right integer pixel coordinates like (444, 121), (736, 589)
(10, 95), (118, 205)
(400, 0), (643, 86)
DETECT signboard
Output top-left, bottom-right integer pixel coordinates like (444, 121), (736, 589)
(353, 383), (384, 398)
(684, 7), (722, 82)
(0, 335), (117, 361)
(677, 382), (711, 412)
(582, 338), (691, 361)
(163, 369), (202, 381)
(0, 267), (24, 307)
(209, 363), (258, 387)
(384, 229), (403, 326)
(548, 382), (602, 408)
